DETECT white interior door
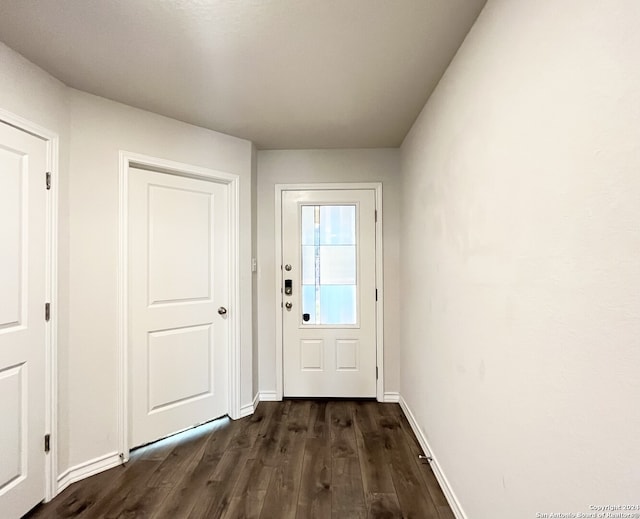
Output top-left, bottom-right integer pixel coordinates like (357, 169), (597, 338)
(282, 189), (377, 397)
(0, 122), (47, 517)
(129, 167), (229, 448)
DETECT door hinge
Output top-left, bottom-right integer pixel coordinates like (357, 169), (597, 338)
(375, 209), (377, 222)
(45, 302), (51, 322)
(375, 289), (378, 301)
(376, 366), (379, 380)
(46, 171), (51, 190)
(44, 434), (50, 453)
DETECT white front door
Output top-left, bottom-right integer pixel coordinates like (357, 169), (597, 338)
(281, 189), (377, 397)
(0, 122), (47, 517)
(129, 167), (229, 448)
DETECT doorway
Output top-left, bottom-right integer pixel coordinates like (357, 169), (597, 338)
(0, 113), (58, 516)
(275, 184), (384, 400)
(119, 153), (240, 458)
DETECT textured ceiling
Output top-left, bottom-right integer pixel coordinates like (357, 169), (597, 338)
(0, 0), (486, 149)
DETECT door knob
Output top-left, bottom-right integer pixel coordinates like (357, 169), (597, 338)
(218, 307), (227, 315)
(285, 302), (292, 310)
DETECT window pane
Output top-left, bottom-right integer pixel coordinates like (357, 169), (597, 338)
(320, 206), (355, 245)
(301, 205), (316, 245)
(301, 245), (316, 285)
(302, 285), (317, 324)
(320, 285), (356, 324)
(300, 204), (358, 325)
(319, 245), (356, 285)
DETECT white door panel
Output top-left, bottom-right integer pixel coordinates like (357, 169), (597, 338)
(0, 122), (47, 517)
(282, 189), (377, 397)
(129, 168), (228, 448)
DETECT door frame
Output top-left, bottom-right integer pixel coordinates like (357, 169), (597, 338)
(274, 182), (384, 401)
(118, 151), (241, 461)
(0, 108), (59, 502)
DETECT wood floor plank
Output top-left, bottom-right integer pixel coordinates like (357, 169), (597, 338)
(27, 401), (455, 519)
(353, 401), (379, 439)
(385, 405), (455, 517)
(367, 492), (403, 519)
(259, 402), (308, 519)
(357, 433), (395, 494)
(259, 443), (305, 519)
(138, 434), (180, 461)
(25, 462), (126, 519)
(329, 401), (358, 458)
(228, 401), (271, 451)
(380, 416), (440, 519)
(71, 453), (150, 519)
(396, 408), (426, 459)
(307, 400), (329, 439)
(286, 399), (311, 435)
(253, 400), (289, 466)
(188, 447), (250, 519)
(221, 457), (273, 519)
(296, 437), (332, 519)
(418, 461), (451, 509)
(103, 486), (167, 519)
(437, 505), (457, 519)
(332, 457), (366, 518)
(146, 421), (215, 489)
(148, 444), (213, 519)
(223, 493), (267, 519)
(99, 460), (165, 519)
(376, 402), (398, 417)
(151, 418), (238, 519)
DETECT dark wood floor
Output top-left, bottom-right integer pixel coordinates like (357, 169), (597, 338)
(25, 400), (453, 519)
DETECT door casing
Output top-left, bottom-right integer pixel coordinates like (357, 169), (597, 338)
(0, 108), (59, 502)
(118, 151), (241, 461)
(275, 183), (384, 401)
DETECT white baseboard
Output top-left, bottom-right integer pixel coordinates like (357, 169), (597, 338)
(239, 392), (260, 418)
(57, 451), (122, 495)
(399, 396), (467, 519)
(239, 402), (254, 418)
(258, 390), (278, 401)
(382, 391), (400, 403)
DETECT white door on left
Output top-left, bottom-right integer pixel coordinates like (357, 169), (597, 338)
(128, 167), (229, 448)
(0, 121), (47, 517)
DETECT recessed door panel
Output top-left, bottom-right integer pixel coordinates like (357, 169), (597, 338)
(148, 325), (213, 412)
(0, 364), (25, 492)
(336, 340), (359, 371)
(300, 340), (323, 371)
(148, 185), (212, 305)
(0, 148), (25, 330)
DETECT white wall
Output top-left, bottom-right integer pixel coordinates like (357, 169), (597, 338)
(0, 42), (69, 134)
(65, 89), (253, 471)
(400, 0), (640, 517)
(256, 149), (401, 397)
